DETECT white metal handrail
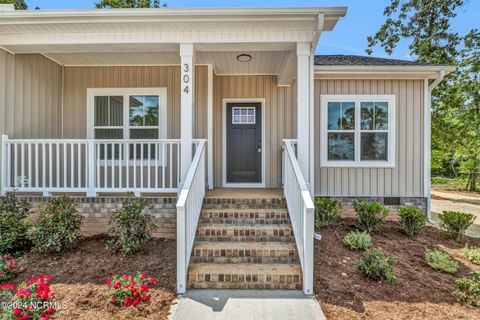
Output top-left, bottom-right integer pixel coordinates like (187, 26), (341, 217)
(176, 139), (206, 294)
(1, 135), (201, 196)
(282, 139), (314, 295)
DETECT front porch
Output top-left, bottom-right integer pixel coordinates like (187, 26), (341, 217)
(0, 7), (345, 295)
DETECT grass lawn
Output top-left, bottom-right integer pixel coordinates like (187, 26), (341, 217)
(315, 218), (480, 320)
(432, 177), (479, 194)
(7, 236), (176, 320)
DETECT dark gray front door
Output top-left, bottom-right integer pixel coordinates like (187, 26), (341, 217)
(226, 103), (262, 183)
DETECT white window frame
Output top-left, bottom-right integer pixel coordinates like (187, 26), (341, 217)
(320, 94), (396, 168)
(86, 88), (168, 165)
(87, 88), (167, 140)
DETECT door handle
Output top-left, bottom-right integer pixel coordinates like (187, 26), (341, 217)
(257, 147), (262, 153)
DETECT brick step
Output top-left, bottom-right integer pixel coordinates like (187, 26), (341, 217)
(195, 224), (294, 242)
(187, 263), (303, 290)
(199, 208), (290, 224)
(202, 198), (286, 210)
(190, 241), (299, 264)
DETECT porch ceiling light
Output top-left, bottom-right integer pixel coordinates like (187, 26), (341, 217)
(236, 53), (252, 62)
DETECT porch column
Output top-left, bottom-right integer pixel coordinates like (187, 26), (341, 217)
(180, 43), (195, 185)
(296, 42), (311, 185)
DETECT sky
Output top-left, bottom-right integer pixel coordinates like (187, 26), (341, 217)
(25, 0), (480, 60)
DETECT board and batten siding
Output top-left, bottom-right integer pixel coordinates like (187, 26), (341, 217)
(314, 79), (425, 197)
(62, 65), (208, 140)
(213, 75), (297, 188)
(0, 51), (63, 186)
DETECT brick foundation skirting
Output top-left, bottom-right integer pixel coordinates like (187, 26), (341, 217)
(18, 195), (177, 239)
(318, 196), (427, 216)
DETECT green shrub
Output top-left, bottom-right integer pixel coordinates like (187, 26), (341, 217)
(343, 231), (372, 250)
(454, 271), (480, 307)
(314, 197), (342, 229)
(398, 207), (426, 236)
(0, 193), (29, 216)
(0, 211), (29, 254)
(460, 245), (480, 265)
(353, 200), (389, 233)
(356, 247), (396, 282)
(0, 193), (30, 254)
(27, 196), (84, 253)
(425, 249), (459, 273)
(107, 196), (157, 255)
(439, 211), (475, 242)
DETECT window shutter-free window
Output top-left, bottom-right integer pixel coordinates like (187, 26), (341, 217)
(321, 95), (396, 168)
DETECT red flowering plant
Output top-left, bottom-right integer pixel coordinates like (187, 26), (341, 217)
(106, 272), (155, 307)
(0, 275), (56, 320)
(0, 255), (17, 282)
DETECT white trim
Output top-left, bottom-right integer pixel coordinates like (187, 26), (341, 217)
(86, 87), (167, 141)
(222, 98), (266, 188)
(309, 54), (315, 195)
(320, 94), (396, 168)
(207, 64), (214, 190)
(424, 79), (431, 210)
(0, 7), (347, 20)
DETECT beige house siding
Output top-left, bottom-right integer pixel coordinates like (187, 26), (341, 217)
(0, 51), (62, 139)
(0, 51), (63, 186)
(314, 79), (425, 197)
(63, 65), (208, 139)
(213, 75), (297, 188)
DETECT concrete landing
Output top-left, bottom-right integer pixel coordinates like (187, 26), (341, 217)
(169, 290), (326, 320)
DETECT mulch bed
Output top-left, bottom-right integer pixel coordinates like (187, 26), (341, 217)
(315, 218), (480, 320)
(8, 235), (177, 320)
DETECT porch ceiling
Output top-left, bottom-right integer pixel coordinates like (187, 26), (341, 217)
(42, 50), (292, 77)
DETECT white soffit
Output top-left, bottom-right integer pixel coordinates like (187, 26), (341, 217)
(43, 52), (181, 66)
(197, 51), (291, 75)
(41, 50), (293, 77)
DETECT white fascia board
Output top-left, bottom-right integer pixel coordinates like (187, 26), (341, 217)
(315, 65), (457, 79)
(0, 7), (347, 24)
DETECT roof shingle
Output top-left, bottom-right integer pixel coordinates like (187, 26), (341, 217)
(314, 55), (439, 66)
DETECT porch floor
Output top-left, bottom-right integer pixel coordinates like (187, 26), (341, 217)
(206, 188), (283, 198)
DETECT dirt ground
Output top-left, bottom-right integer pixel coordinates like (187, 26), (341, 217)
(7, 236), (177, 320)
(315, 218), (480, 320)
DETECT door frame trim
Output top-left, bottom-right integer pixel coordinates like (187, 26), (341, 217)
(222, 98), (266, 188)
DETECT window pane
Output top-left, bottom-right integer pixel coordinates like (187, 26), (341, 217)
(361, 102), (389, 130)
(328, 102), (355, 130)
(361, 102), (374, 130)
(129, 96), (145, 127)
(327, 102), (341, 130)
(375, 102), (388, 130)
(328, 133), (355, 161)
(110, 96), (123, 126)
(144, 96), (159, 126)
(341, 102), (355, 130)
(130, 129), (159, 139)
(94, 129), (123, 139)
(361, 132), (388, 161)
(94, 97), (109, 126)
(129, 95), (159, 127)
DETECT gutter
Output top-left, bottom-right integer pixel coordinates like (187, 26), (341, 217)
(424, 70), (446, 225)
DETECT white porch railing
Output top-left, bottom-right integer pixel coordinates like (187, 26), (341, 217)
(282, 139), (315, 295)
(0, 135), (201, 196)
(176, 139), (206, 294)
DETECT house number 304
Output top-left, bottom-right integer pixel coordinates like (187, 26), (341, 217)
(183, 64), (190, 94)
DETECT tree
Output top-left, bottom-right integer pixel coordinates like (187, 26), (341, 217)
(95, 0), (166, 8)
(367, 1), (480, 191)
(455, 30), (480, 190)
(0, 0), (28, 10)
(366, 0), (464, 65)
